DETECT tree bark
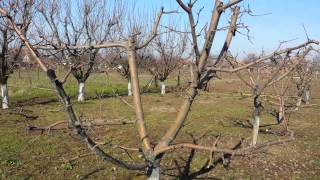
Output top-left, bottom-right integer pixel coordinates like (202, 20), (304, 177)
(127, 37), (152, 152)
(77, 82), (85, 102)
(154, 76), (159, 88)
(279, 99), (288, 132)
(1, 83), (8, 109)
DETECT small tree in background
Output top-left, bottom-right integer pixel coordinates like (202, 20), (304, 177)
(148, 32), (187, 95)
(0, 0), (32, 109)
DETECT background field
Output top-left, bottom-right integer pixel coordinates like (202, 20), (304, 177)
(0, 68), (319, 179)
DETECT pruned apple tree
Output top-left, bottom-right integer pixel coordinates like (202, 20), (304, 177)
(36, 0), (119, 102)
(0, 0), (34, 109)
(228, 44), (315, 144)
(146, 32), (187, 95)
(1, 0), (319, 180)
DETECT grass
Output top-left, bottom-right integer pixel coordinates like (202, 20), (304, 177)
(0, 68), (319, 179)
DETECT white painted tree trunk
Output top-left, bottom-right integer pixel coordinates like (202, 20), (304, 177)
(1, 83), (9, 109)
(77, 82), (85, 102)
(279, 106), (284, 120)
(252, 115), (260, 146)
(295, 97), (302, 111)
(147, 167), (160, 180)
(278, 104), (284, 123)
(160, 81), (165, 95)
(305, 90), (310, 105)
(128, 80), (132, 96)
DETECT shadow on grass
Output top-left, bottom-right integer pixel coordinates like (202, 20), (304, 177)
(158, 134), (243, 179)
(161, 148), (241, 179)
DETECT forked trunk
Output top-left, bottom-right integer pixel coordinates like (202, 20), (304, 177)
(128, 80), (132, 96)
(160, 81), (166, 95)
(1, 83), (9, 109)
(77, 82), (85, 102)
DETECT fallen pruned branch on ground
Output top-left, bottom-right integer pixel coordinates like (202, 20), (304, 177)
(26, 119), (135, 135)
(155, 130), (294, 158)
(2, 108), (39, 120)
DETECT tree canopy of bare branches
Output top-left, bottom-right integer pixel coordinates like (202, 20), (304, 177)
(0, 0), (319, 180)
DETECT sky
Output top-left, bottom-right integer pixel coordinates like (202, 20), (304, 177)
(121, 0), (320, 58)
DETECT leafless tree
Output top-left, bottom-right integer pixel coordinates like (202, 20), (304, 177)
(1, 1), (319, 179)
(230, 46), (314, 145)
(0, 0), (33, 109)
(106, 48), (133, 95)
(147, 32), (187, 95)
(0, 27), (11, 109)
(262, 75), (296, 133)
(293, 60), (314, 110)
(36, 0), (119, 102)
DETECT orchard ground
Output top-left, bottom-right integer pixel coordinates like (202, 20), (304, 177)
(0, 68), (319, 179)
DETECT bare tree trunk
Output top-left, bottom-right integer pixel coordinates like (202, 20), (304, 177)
(160, 81), (165, 95)
(148, 160), (160, 180)
(252, 113), (260, 145)
(279, 104), (284, 122)
(77, 82), (85, 102)
(1, 83), (8, 109)
(128, 79), (132, 96)
(154, 76), (159, 88)
(279, 99), (288, 132)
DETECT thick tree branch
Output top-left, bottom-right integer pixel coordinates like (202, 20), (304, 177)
(208, 40), (319, 73)
(127, 37), (152, 154)
(136, 7), (165, 50)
